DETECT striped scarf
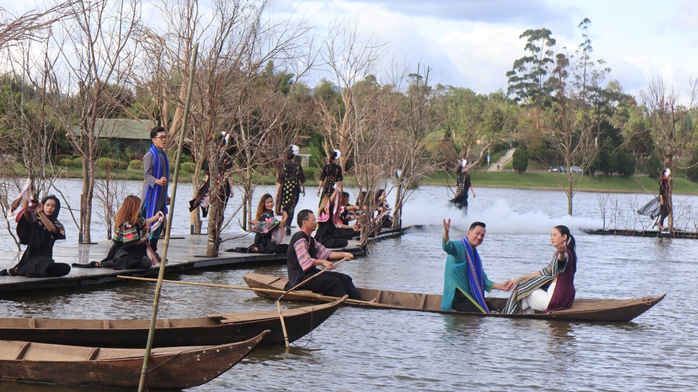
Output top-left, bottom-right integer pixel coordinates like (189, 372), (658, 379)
(460, 238), (489, 313)
(503, 254), (560, 314)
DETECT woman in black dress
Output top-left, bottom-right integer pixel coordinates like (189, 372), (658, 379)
(374, 189), (393, 229)
(317, 149), (343, 204)
(315, 190), (359, 248)
(450, 159), (475, 210)
(276, 145), (305, 235)
(250, 193), (289, 254)
(3, 196), (70, 277)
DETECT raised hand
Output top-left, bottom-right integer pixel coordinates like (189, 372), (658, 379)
(442, 218), (451, 243)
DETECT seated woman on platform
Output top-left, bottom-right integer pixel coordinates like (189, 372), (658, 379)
(96, 195), (162, 269)
(249, 194), (288, 254)
(315, 190), (359, 248)
(1, 196), (71, 277)
(339, 192), (360, 225)
(502, 225), (577, 314)
(374, 189), (393, 229)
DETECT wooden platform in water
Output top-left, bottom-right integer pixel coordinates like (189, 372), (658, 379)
(582, 228), (698, 239)
(0, 228), (404, 293)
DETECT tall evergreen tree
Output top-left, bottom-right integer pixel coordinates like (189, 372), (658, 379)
(506, 28), (556, 106)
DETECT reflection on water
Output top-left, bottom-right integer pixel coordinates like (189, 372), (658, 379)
(0, 185), (697, 390)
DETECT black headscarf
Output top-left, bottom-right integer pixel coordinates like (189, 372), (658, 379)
(40, 195), (61, 223)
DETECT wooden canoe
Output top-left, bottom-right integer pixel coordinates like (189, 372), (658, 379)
(0, 331), (266, 389)
(0, 298), (343, 348)
(243, 273), (665, 323)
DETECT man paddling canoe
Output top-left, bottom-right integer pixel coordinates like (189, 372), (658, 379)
(284, 209), (362, 300)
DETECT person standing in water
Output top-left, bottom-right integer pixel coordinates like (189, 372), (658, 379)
(450, 159), (475, 211)
(658, 168), (671, 231)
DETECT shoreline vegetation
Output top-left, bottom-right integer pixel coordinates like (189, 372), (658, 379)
(4, 165), (696, 195)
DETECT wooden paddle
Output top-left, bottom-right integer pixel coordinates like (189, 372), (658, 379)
(276, 257), (348, 350)
(275, 257), (350, 303)
(276, 301), (290, 349)
(116, 275), (401, 308)
(272, 256), (348, 348)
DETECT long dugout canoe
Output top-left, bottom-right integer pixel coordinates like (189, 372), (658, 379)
(0, 331), (266, 389)
(243, 273), (665, 323)
(0, 298), (343, 348)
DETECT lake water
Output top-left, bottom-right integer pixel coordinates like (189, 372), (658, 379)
(1, 182), (697, 391)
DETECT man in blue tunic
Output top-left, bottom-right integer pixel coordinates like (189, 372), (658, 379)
(141, 126), (169, 255)
(441, 220), (513, 313)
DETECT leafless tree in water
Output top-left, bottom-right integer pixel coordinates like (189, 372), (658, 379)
(543, 53), (598, 215)
(317, 20), (386, 171)
(637, 78), (698, 231)
(389, 64), (443, 229)
(137, 0), (315, 255)
(47, 0), (140, 243)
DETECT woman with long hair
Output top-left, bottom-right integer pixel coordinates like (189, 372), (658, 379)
(374, 189), (393, 229)
(315, 190), (359, 248)
(2, 195), (70, 277)
(249, 194), (288, 254)
(503, 225), (577, 314)
(339, 192), (360, 226)
(96, 195), (162, 269)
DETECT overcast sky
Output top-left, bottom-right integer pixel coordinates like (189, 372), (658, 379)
(277, 0), (698, 99)
(6, 0), (697, 100)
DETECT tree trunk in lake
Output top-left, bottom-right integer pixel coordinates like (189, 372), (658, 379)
(565, 157), (574, 216)
(393, 180), (403, 230)
(205, 201), (222, 257)
(190, 165), (202, 234)
(567, 178), (573, 216)
(665, 166), (674, 231)
(80, 155), (94, 244)
(205, 143), (223, 257)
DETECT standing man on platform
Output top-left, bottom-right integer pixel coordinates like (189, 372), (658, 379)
(141, 126), (169, 257)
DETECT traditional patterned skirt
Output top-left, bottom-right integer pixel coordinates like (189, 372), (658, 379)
(503, 275), (555, 314)
(278, 179), (300, 213)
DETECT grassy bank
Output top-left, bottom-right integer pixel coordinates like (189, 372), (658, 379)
(424, 171), (698, 195)
(4, 163), (697, 195)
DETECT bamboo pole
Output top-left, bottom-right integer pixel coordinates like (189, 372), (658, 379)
(273, 257), (348, 349)
(138, 43), (198, 392)
(276, 301), (290, 349)
(117, 275), (399, 309)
